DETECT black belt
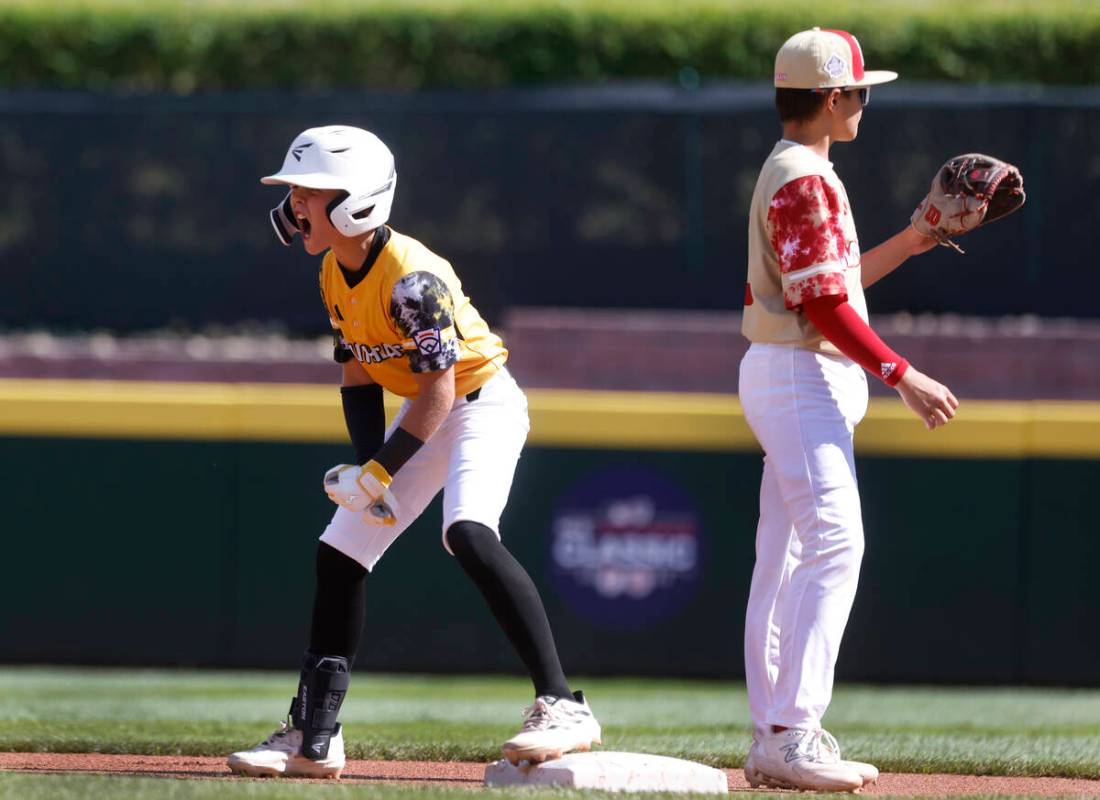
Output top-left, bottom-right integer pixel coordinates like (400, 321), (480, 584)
(465, 387), (481, 403)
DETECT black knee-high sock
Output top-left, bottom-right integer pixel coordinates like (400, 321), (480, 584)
(446, 521), (572, 699)
(309, 542), (368, 663)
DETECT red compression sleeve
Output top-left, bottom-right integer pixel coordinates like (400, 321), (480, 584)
(801, 295), (910, 386)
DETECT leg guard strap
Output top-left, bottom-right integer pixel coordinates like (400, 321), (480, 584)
(290, 651), (350, 760)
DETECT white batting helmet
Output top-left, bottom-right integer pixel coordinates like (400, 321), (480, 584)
(261, 125), (397, 241)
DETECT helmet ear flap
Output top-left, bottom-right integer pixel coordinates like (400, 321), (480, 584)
(326, 191), (351, 228)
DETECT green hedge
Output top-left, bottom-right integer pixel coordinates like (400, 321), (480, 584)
(0, 0), (1098, 91)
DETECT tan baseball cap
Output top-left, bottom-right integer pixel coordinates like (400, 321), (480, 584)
(774, 27), (897, 89)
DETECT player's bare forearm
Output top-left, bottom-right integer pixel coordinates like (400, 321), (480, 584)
(400, 366), (456, 442)
(861, 225), (937, 289)
(340, 359), (374, 387)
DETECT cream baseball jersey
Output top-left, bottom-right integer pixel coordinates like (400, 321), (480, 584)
(742, 140), (869, 354)
(319, 227), (507, 398)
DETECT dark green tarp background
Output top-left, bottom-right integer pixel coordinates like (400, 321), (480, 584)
(2, 435), (1094, 685)
(1, 85), (1098, 333)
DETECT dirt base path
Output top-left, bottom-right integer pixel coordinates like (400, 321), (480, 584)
(2, 752), (1098, 796)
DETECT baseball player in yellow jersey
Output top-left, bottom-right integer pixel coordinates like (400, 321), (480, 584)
(738, 29), (959, 793)
(227, 126), (601, 779)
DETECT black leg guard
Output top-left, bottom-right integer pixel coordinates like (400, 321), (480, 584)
(289, 651), (350, 760)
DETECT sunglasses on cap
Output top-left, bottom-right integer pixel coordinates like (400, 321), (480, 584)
(811, 86), (871, 107)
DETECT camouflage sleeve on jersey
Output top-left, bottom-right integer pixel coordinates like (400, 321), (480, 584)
(390, 271), (460, 373)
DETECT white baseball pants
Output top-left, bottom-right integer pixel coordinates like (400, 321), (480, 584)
(738, 343), (869, 731)
(320, 367), (530, 571)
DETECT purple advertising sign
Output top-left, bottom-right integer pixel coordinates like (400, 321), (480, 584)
(548, 465), (705, 630)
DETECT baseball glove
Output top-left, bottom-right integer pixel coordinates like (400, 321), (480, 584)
(911, 153), (1026, 253)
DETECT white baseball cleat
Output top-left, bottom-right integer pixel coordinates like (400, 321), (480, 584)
(501, 691), (602, 765)
(846, 758), (879, 786)
(227, 719), (345, 779)
(820, 734), (879, 786)
(744, 728), (863, 793)
(746, 733), (879, 789)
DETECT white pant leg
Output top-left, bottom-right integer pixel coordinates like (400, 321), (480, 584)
(320, 368), (529, 570)
(743, 454), (798, 734)
(441, 368), (530, 551)
(739, 344), (867, 730)
(319, 399), (450, 572)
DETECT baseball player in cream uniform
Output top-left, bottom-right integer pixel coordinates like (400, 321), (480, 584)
(739, 30), (959, 792)
(227, 126), (600, 779)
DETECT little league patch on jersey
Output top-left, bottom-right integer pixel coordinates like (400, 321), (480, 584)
(405, 330), (459, 373)
(412, 327), (443, 357)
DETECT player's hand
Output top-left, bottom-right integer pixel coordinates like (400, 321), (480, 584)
(895, 367), (959, 430)
(323, 461), (400, 526)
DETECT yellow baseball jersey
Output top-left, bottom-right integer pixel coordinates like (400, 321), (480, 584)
(318, 227), (507, 399)
(742, 140), (868, 354)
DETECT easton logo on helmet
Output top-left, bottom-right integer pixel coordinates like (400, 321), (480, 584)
(291, 143), (314, 162)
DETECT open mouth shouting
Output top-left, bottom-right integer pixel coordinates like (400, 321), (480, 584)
(297, 212), (312, 240)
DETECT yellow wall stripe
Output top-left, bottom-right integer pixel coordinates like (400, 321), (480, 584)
(1, 378), (1098, 458)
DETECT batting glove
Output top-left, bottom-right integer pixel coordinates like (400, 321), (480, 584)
(323, 460), (400, 526)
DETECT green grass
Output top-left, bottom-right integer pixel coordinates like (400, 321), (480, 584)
(2, 668), (1100, 781)
(0, 774), (781, 800)
(0, 774), (839, 800)
(0, 775), (1057, 800)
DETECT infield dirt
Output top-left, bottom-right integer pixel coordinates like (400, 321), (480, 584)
(2, 753), (1099, 796)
